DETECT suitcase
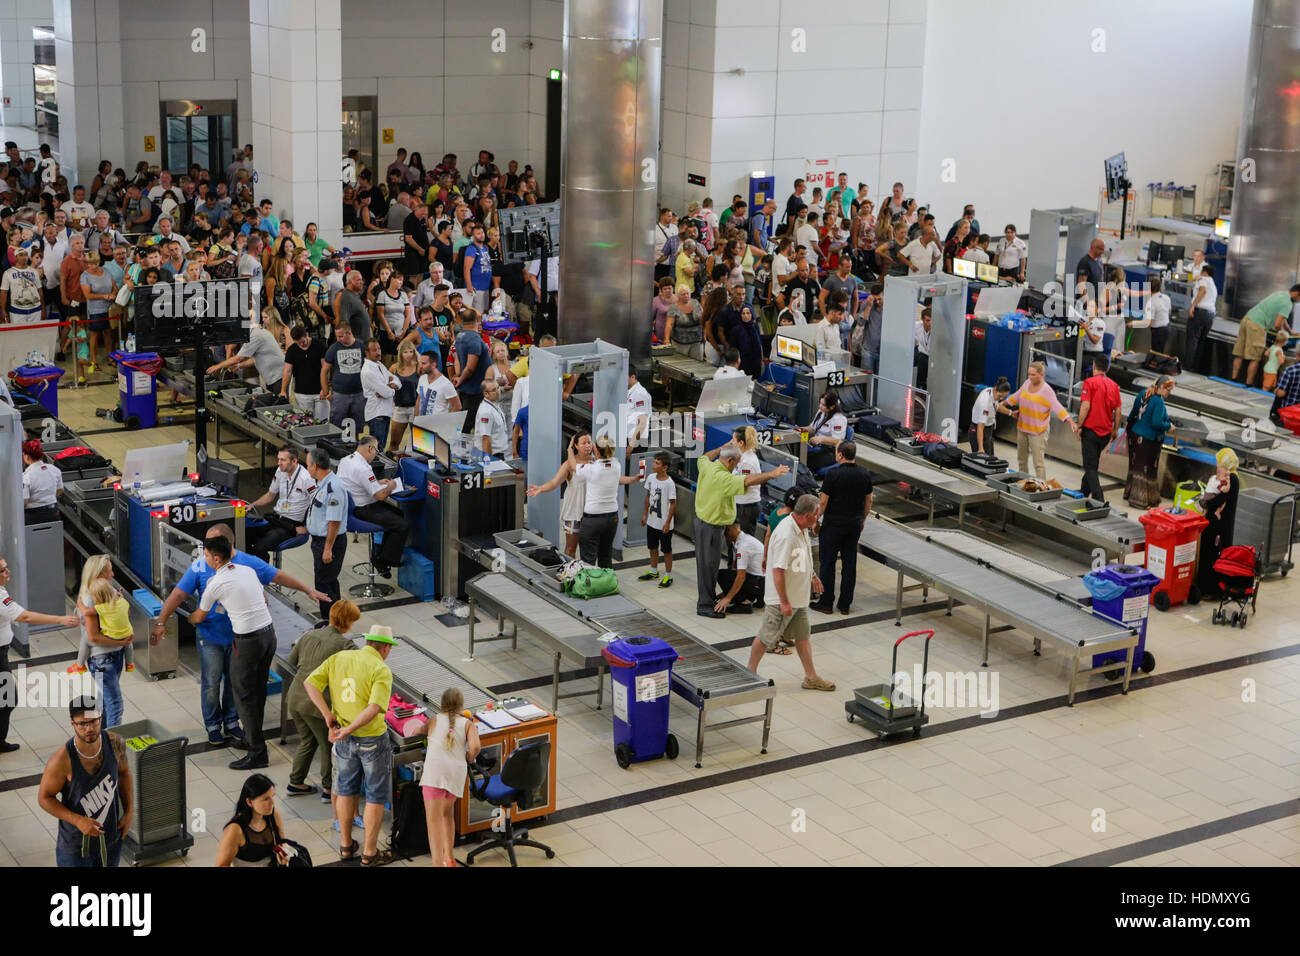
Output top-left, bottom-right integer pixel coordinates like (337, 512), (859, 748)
(858, 414), (902, 442)
(960, 452), (1009, 477)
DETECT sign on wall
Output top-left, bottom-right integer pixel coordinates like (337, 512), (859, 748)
(144, 136), (156, 152)
(1097, 187), (1136, 239)
(382, 128), (394, 144)
(804, 158), (838, 194)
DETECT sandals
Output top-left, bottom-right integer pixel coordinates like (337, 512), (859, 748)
(766, 643), (794, 656)
(339, 839), (360, 861)
(801, 675), (837, 692)
(361, 848), (395, 867)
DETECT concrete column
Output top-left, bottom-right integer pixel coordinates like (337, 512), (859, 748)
(53, 0), (122, 189)
(0, 0), (54, 129)
(249, 0), (342, 241)
(558, 0), (662, 368)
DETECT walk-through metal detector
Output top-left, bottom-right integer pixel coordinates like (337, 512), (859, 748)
(527, 341), (630, 552)
(881, 274), (967, 433)
(0, 402), (31, 651)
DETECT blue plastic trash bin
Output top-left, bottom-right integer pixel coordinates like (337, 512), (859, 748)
(1087, 564), (1162, 674)
(602, 636), (680, 768)
(110, 351), (160, 428)
(11, 365), (64, 416)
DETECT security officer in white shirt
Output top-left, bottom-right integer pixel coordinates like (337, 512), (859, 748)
(473, 378), (511, 457)
(22, 439), (63, 524)
(337, 435), (407, 576)
(713, 348), (745, 380)
(625, 369), (653, 454)
(188, 534), (276, 769)
(994, 225), (1028, 282)
(304, 448), (350, 620)
(0, 555), (80, 753)
(246, 447), (314, 562)
(714, 524), (767, 612)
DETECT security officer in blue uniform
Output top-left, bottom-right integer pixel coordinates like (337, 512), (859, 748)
(305, 447), (349, 621)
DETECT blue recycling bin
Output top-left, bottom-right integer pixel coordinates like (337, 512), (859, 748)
(1086, 564), (1162, 673)
(11, 364), (64, 416)
(110, 351), (159, 428)
(602, 636), (680, 768)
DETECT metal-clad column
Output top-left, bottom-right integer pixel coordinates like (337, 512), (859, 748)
(1225, 0), (1300, 312)
(558, 0), (662, 367)
(0, 402), (29, 651)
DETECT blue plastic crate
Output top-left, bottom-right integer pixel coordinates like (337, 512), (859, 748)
(397, 548), (437, 602)
(266, 671), (283, 696)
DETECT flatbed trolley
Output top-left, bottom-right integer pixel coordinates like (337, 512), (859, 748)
(845, 629), (934, 738)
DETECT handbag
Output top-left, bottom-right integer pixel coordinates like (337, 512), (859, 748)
(114, 283), (132, 307)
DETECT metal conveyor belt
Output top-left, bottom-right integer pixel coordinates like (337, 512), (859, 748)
(858, 516), (1138, 703)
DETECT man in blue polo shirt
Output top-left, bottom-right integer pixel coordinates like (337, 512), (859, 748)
(149, 523), (325, 747)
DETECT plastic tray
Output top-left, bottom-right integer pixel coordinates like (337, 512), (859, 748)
(893, 440), (927, 456)
(990, 471), (1063, 501)
(1056, 498), (1111, 521)
(853, 683), (918, 720)
(290, 423), (340, 442)
(1221, 427), (1277, 450)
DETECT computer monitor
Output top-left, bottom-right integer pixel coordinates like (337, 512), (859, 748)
(976, 262), (999, 284)
(199, 456), (240, 495)
(755, 387), (798, 424)
(951, 258), (977, 279)
(1146, 241), (1165, 266)
(1158, 244), (1184, 267)
(1215, 218), (1231, 239)
(775, 333), (812, 367)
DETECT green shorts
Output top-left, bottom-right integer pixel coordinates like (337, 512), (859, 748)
(756, 604), (810, 649)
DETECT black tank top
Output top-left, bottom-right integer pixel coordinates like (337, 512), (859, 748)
(394, 369), (419, 408)
(235, 818), (278, 864)
(56, 731), (121, 863)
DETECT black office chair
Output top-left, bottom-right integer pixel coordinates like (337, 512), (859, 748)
(465, 742), (556, 867)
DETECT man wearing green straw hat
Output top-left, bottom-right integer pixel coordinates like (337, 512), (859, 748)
(304, 624), (397, 865)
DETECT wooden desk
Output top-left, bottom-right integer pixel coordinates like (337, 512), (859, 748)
(458, 711), (558, 834)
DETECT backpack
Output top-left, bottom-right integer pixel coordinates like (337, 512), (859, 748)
(564, 567), (620, 600)
(386, 780), (430, 859)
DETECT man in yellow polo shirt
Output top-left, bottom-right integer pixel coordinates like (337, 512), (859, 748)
(505, 334), (578, 401)
(694, 443), (788, 619)
(304, 624), (396, 865)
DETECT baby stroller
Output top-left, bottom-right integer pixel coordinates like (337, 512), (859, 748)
(1210, 545), (1259, 628)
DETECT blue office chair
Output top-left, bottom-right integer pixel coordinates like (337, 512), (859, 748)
(345, 491), (395, 599)
(268, 533), (310, 596)
(465, 742), (556, 867)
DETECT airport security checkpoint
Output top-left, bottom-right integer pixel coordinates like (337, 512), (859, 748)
(1, 0), (1299, 895)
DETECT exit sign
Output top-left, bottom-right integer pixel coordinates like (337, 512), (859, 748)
(548, 69), (561, 81)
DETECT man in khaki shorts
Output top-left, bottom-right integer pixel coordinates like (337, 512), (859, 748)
(745, 494), (835, 691)
(1232, 284), (1299, 388)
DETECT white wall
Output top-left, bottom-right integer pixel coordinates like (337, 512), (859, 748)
(118, 0), (252, 173)
(341, 0), (561, 188)
(917, 0), (1253, 237)
(0, 0), (54, 129)
(661, 0), (926, 214)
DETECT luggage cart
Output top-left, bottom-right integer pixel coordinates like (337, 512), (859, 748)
(845, 629), (934, 738)
(1233, 487), (1298, 578)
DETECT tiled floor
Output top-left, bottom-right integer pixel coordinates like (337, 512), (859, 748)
(3, 379), (1298, 867)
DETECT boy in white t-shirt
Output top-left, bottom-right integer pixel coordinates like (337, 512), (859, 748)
(638, 452), (677, 588)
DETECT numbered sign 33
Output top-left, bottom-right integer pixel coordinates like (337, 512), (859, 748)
(826, 370), (846, 387)
(169, 502), (197, 524)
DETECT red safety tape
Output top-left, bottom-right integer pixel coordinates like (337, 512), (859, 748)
(0, 318), (80, 331)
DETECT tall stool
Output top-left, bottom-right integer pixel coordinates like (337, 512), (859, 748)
(346, 493), (395, 599)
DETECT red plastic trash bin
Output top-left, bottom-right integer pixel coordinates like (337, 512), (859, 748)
(1278, 404), (1300, 437)
(1139, 507), (1208, 611)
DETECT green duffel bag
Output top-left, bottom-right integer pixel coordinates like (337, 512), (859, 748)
(565, 567), (620, 600)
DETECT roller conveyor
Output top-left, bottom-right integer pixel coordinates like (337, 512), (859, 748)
(857, 515), (1138, 704)
(853, 437), (999, 523)
(462, 547), (775, 766)
(921, 529), (1093, 604)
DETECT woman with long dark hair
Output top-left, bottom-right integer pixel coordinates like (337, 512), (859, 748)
(217, 773), (292, 867)
(1125, 375), (1176, 509)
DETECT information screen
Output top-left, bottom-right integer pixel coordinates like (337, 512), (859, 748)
(776, 334), (805, 362)
(951, 258), (977, 279)
(976, 262), (999, 283)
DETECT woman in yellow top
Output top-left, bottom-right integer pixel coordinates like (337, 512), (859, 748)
(71, 557), (134, 675)
(997, 361), (1078, 480)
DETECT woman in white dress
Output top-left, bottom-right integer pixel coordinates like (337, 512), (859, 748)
(419, 687), (480, 867)
(526, 431), (593, 558)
